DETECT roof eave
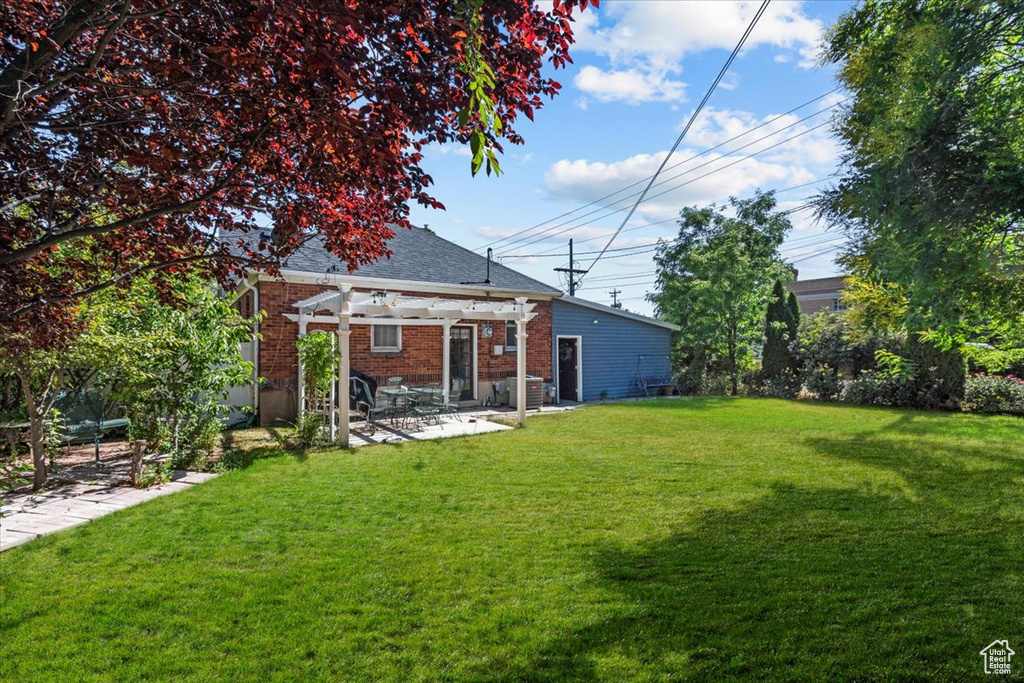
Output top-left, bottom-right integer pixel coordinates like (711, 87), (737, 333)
(264, 268), (562, 300)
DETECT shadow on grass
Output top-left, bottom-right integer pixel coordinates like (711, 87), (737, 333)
(476, 432), (1024, 681)
(612, 396), (744, 411)
(219, 427), (308, 469)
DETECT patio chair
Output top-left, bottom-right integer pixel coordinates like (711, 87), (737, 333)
(412, 386), (445, 427)
(387, 376), (403, 390)
(388, 391), (413, 428)
(445, 378), (465, 422)
(352, 378), (388, 434)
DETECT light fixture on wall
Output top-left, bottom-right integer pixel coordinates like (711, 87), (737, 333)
(592, 319), (599, 325)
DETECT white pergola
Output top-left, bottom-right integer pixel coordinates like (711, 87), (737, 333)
(285, 285), (538, 446)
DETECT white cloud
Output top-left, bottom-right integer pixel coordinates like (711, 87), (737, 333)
(568, 1), (824, 103)
(428, 142), (472, 158)
(573, 65), (687, 104)
(679, 106), (842, 166)
(541, 101), (840, 227)
(574, 1), (823, 66)
(544, 150), (811, 224)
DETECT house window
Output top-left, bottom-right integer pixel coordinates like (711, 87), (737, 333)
(505, 321), (518, 353)
(832, 298), (848, 313)
(371, 325), (401, 352)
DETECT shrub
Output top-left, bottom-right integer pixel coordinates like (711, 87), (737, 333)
(171, 412), (222, 470)
(128, 411), (171, 454)
(747, 367), (801, 399)
(135, 462), (171, 488)
(803, 365), (843, 402)
(293, 413), (325, 449)
(963, 374), (1024, 414)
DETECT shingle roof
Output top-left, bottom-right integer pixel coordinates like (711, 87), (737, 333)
(784, 275), (848, 295)
(559, 295), (681, 331)
(223, 225), (561, 295)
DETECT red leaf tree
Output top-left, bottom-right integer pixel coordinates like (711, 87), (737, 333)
(0, 0), (590, 351)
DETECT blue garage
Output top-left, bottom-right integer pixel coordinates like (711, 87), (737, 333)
(551, 296), (680, 402)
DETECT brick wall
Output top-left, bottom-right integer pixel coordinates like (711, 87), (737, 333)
(255, 280), (552, 424)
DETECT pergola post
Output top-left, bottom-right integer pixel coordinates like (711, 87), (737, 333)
(297, 314), (308, 418)
(515, 297), (529, 427)
(442, 321), (452, 404)
(336, 285), (352, 448)
(328, 344), (337, 442)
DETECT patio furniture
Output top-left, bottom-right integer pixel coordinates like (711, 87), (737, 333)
(445, 378), (465, 421)
(412, 386), (445, 426)
(0, 420), (29, 459)
(387, 377), (403, 390)
(54, 389), (129, 463)
(381, 387), (414, 427)
(352, 378), (388, 434)
(631, 354), (676, 397)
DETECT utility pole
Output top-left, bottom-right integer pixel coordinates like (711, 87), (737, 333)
(554, 238), (587, 296)
(609, 288), (622, 309)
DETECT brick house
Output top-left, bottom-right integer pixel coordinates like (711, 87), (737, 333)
(785, 275), (849, 315)
(228, 226), (560, 426)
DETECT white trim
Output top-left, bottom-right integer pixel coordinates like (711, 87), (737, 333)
(263, 269), (560, 300)
(556, 335), (583, 403)
(559, 295), (680, 331)
(370, 324), (402, 353)
(450, 323), (477, 401)
(503, 320), (518, 353)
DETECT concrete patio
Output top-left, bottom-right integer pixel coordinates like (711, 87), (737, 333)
(346, 402), (582, 446)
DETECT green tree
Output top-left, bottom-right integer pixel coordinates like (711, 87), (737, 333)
(95, 276), (258, 464)
(821, 0), (1024, 343)
(651, 191), (792, 395)
(0, 318), (106, 489)
(762, 281), (800, 378)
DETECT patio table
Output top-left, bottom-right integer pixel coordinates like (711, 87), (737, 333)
(381, 388), (417, 426)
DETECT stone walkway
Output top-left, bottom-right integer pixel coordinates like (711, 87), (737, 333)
(1, 470), (216, 552)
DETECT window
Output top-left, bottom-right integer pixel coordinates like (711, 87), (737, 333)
(505, 321), (518, 352)
(371, 325), (401, 352)
(832, 298), (848, 313)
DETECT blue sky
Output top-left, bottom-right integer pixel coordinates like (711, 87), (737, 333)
(409, 0), (855, 316)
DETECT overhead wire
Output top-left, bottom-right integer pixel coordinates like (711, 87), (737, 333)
(494, 120), (833, 257)
(581, 0), (772, 274)
(475, 86), (841, 253)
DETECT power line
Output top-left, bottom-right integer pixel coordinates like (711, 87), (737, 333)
(478, 86), (842, 253)
(495, 120), (833, 257)
(582, 0), (772, 274)
(567, 235), (847, 288)
(498, 176), (837, 261)
(493, 107), (840, 255)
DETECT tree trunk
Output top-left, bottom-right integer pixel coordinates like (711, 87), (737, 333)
(129, 440), (146, 487)
(28, 415), (46, 490)
(18, 373), (47, 490)
(728, 340), (738, 396)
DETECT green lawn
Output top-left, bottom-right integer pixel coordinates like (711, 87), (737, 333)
(1, 398), (1022, 681)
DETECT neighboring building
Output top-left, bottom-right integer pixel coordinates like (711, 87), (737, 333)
(552, 297), (678, 402)
(226, 226), (677, 425)
(785, 275), (849, 315)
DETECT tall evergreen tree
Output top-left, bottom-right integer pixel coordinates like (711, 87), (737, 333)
(762, 281), (796, 378)
(786, 292), (801, 343)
